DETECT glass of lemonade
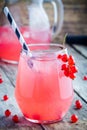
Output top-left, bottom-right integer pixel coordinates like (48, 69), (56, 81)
(15, 43), (74, 124)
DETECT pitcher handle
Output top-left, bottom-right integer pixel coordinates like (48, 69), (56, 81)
(44, 0), (64, 39)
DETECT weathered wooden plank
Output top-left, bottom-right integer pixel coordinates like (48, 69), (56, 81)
(72, 44), (87, 58)
(0, 66), (21, 127)
(62, 0), (87, 4)
(0, 0), (5, 13)
(44, 1), (87, 37)
(54, 1), (87, 42)
(0, 60), (18, 87)
(0, 126), (42, 130)
(41, 121), (87, 130)
(0, 120), (87, 130)
(44, 2), (87, 23)
(64, 93), (87, 121)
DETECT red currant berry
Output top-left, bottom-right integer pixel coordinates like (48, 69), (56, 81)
(61, 64), (67, 70)
(70, 66), (78, 73)
(83, 76), (87, 80)
(3, 95), (8, 101)
(12, 115), (19, 123)
(69, 72), (76, 80)
(64, 69), (69, 77)
(75, 100), (82, 109)
(5, 109), (11, 117)
(60, 54), (77, 79)
(68, 55), (75, 65)
(57, 54), (62, 59)
(61, 54), (68, 62)
(71, 114), (78, 123)
(0, 78), (3, 84)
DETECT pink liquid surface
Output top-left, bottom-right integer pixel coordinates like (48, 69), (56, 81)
(0, 26), (51, 62)
(15, 51), (73, 123)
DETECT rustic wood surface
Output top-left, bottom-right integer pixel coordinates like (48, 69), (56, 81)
(0, 0), (87, 129)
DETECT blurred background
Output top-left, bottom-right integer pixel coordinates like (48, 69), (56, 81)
(0, 0), (87, 43)
(44, 0), (87, 43)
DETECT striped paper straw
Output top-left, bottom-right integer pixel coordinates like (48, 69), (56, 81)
(3, 7), (32, 57)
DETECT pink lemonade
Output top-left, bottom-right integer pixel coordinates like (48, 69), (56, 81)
(0, 26), (51, 62)
(15, 44), (74, 123)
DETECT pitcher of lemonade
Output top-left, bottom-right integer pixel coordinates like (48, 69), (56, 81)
(0, 0), (64, 63)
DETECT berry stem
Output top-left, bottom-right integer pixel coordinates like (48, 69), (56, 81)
(63, 33), (68, 47)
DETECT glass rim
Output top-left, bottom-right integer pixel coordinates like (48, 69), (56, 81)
(22, 43), (67, 61)
(26, 43), (67, 53)
(27, 43), (65, 48)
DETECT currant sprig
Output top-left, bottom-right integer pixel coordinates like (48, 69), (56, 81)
(57, 54), (78, 79)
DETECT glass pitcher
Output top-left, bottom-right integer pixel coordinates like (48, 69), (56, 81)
(0, 0), (64, 62)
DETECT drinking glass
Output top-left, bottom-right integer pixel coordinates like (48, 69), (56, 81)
(15, 43), (74, 124)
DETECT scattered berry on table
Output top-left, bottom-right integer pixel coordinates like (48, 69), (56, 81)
(5, 109), (11, 117)
(3, 95), (8, 101)
(71, 114), (78, 123)
(0, 78), (3, 84)
(75, 100), (82, 109)
(12, 115), (19, 123)
(83, 76), (87, 80)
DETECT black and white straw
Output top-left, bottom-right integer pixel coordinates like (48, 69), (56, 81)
(3, 7), (32, 57)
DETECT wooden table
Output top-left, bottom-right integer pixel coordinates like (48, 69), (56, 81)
(0, 43), (87, 130)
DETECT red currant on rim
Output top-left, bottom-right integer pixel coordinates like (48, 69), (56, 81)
(61, 54), (68, 62)
(61, 64), (67, 70)
(68, 55), (75, 65)
(12, 115), (19, 123)
(57, 53), (77, 79)
(70, 66), (78, 73)
(69, 72), (76, 80)
(3, 95), (8, 101)
(57, 54), (62, 59)
(71, 114), (78, 123)
(75, 100), (82, 109)
(5, 109), (11, 117)
(64, 69), (69, 77)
